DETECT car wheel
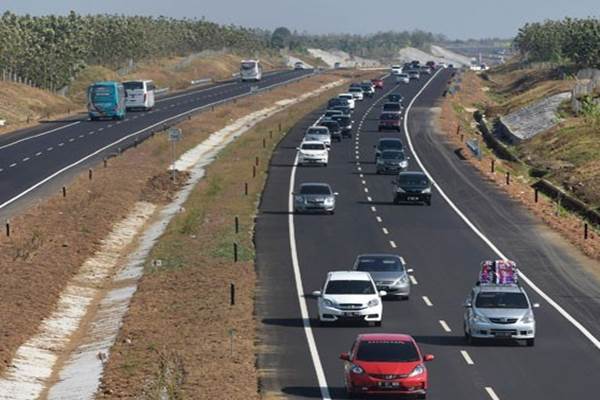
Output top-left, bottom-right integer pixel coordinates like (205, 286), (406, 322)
(323, 163), (328, 167)
(328, 210), (335, 215)
(393, 197), (400, 205)
(468, 335), (479, 346)
(526, 338), (535, 347)
(417, 393), (427, 399)
(375, 321), (382, 327)
(426, 198), (432, 206)
(376, 170), (381, 175)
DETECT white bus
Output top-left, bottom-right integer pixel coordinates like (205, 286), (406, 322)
(240, 59), (263, 81)
(123, 80), (156, 111)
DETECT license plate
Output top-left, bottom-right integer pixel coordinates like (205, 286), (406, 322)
(344, 312), (360, 317)
(495, 332), (512, 338)
(378, 381), (400, 388)
(407, 196), (419, 201)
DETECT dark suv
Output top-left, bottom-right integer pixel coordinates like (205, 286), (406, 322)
(319, 119), (342, 142)
(378, 112), (402, 132)
(330, 114), (353, 137)
(387, 93), (404, 105)
(393, 171), (432, 206)
(374, 138), (404, 160)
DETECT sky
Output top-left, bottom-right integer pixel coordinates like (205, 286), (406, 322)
(1, 0), (599, 39)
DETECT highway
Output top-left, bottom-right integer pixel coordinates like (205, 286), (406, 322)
(256, 70), (600, 399)
(0, 68), (313, 215)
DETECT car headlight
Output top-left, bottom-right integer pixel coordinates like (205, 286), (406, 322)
(324, 197), (334, 205)
(323, 298), (336, 308)
(408, 364), (425, 377)
(421, 187), (431, 194)
(294, 196), (304, 203)
(400, 161), (408, 168)
(350, 364), (364, 375)
(367, 298), (380, 307)
(394, 274), (409, 285)
(521, 310), (535, 324)
(396, 187), (405, 193)
(472, 311), (488, 323)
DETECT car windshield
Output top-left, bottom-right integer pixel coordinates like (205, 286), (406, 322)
(398, 175), (429, 186)
(381, 151), (405, 160)
(299, 185), (331, 195)
(325, 280), (375, 294)
(301, 143), (325, 150)
(379, 140), (403, 149)
(383, 104), (401, 111)
(475, 292), (529, 309)
(356, 256), (404, 272)
(241, 62), (256, 70)
(356, 340), (420, 362)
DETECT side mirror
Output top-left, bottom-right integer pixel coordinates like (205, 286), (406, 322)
(340, 352), (351, 361)
(379, 290), (387, 297)
(407, 268), (414, 273)
(463, 299), (472, 308)
(423, 354), (435, 362)
(533, 303), (540, 308)
(311, 290), (322, 297)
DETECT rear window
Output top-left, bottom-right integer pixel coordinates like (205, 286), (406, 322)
(325, 280), (375, 295)
(307, 127), (329, 135)
(301, 143), (326, 150)
(299, 185), (331, 195)
(356, 340), (419, 362)
(383, 103), (401, 112)
(356, 256), (404, 272)
(380, 113), (400, 121)
(124, 81), (144, 90)
(379, 140), (403, 149)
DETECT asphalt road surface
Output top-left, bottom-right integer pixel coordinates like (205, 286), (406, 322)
(256, 70), (600, 399)
(0, 68), (313, 216)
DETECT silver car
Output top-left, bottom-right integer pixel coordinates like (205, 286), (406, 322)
(463, 284), (539, 346)
(352, 254), (412, 299)
(293, 183), (337, 214)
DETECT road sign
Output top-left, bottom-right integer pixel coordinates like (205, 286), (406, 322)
(168, 127), (182, 142)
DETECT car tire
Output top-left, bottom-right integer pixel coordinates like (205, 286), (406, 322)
(417, 393), (427, 399)
(375, 321), (382, 327)
(376, 170), (380, 175)
(401, 295), (409, 301)
(323, 163), (328, 167)
(328, 210), (335, 215)
(526, 338), (535, 347)
(426, 199), (432, 206)
(467, 335), (479, 346)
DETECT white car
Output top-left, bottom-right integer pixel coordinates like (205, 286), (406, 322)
(391, 65), (402, 75)
(297, 140), (329, 166)
(337, 93), (356, 109)
(396, 73), (410, 84)
(312, 271), (386, 326)
(304, 126), (331, 147)
(349, 87), (364, 101)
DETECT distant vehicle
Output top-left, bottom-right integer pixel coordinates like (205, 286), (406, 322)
(319, 119), (342, 142)
(374, 138), (404, 159)
(382, 102), (402, 114)
(123, 80), (155, 111)
(387, 93), (404, 104)
(293, 182), (337, 214)
(328, 97), (350, 109)
(376, 149), (409, 174)
(324, 109), (344, 118)
(87, 81), (126, 121)
(330, 114), (353, 137)
(312, 271), (385, 325)
(360, 82), (375, 97)
(448, 63), (455, 69)
(464, 260), (539, 346)
(340, 333), (434, 398)
(391, 65), (402, 75)
(396, 73), (410, 84)
(297, 141), (329, 167)
(420, 66), (432, 75)
(353, 254), (413, 299)
(294, 61), (305, 70)
(393, 171), (432, 206)
(408, 70), (421, 80)
(331, 105), (352, 116)
(334, 62), (342, 69)
(371, 78), (384, 89)
(378, 112), (402, 132)
(411, 60), (421, 67)
(305, 126), (331, 147)
(349, 87), (365, 101)
(337, 93), (356, 109)
(426, 60), (436, 69)
(240, 59), (262, 81)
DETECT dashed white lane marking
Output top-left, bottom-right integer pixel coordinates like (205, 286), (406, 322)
(370, 206), (376, 212)
(422, 296), (433, 306)
(68, 138), (75, 142)
(9, 163), (17, 168)
(0, 121), (81, 151)
(409, 275), (418, 285)
(376, 216), (382, 223)
(35, 152), (42, 156)
(361, 180), (366, 185)
(88, 131), (94, 135)
(485, 387), (500, 400)
(359, 174), (364, 178)
(0, 168), (3, 172)
(364, 187), (369, 193)
(389, 240), (397, 248)
(460, 350), (474, 365)
(355, 155), (359, 159)
(79, 134), (84, 138)
(367, 196), (373, 202)
(382, 227), (389, 235)
(107, 124), (113, 128)
(22, 157), (30, 162)
(47, 147), (53, 151)
(357, 167), (362, 171)
(439, 320), (451, 332)
(58, 143), (64, 147)
(98, 128), (104, 131)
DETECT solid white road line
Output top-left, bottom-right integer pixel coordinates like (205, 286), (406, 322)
(409, 275), (418, 285)
(485, 387), (500, 400)
(439, 320), (451, 332)
(288, 157), (331, 398)
(422, 296), (433, 306)
(403, 66), (600, 350)
(460, 350), (474, 365)
(0, 121), (81, 151)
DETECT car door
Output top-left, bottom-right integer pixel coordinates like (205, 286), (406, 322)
(464, 289), (476, 331)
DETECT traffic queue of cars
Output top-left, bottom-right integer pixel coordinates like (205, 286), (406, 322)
(292, 70), (539, 398)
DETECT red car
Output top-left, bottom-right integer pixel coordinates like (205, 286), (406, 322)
(340, 333), (434, 398)
(378, 112), (402, 132)
(371, 78), (384, 89)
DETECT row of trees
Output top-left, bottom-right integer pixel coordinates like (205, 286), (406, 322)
(514, 17), (600, 67)
(0, 12), (271, 90)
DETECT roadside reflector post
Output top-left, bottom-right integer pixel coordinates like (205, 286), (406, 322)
(252, 165), (256, 178)
(506, 172), (510, 185)
(103, 158), (107, 168)
(584, 223), (589, 240)
(230, 283), (235, 306)
(88, 169), (93, 180)
(244, 182), (248, 196)
(5, 220), (9, 237)
(62, 186), (67, 197)
(278, 122), (282, 132)
(229, 328), (236, 357)
(534, 188), (539, 203)
(255, 156), (259, 166)
(235, 216), (239, 234)
(262, 138), (266, 148)
(269, 130), (273, 139)
(233, 243), (238, 262)
(456, 125), (461, 136)
(491, 159), (495, 173)
(460, 134), (464, 142)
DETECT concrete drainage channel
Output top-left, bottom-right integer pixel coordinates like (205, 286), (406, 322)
(0, 79), (346, 399)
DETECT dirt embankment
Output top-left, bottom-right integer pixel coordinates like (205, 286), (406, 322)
(439, 69), (600, 262)
(0, 51), (286, 135)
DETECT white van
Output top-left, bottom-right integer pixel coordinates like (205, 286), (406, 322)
(123, 80), (156, 111)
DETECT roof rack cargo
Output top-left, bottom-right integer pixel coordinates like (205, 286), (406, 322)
(477, 260), (519, 285)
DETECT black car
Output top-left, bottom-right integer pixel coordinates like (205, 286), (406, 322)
(330, 114), (353, 137)
(387, 93), (404, 104)
(374, 138), (404, 160)
(382, 102), (402, 113)
(360, 83), (375, 98)
(331, 105), (352, 116)
(376, 150), (409, 174)
(319, 119), (342, 142)
(393, 171), (432, 206)
(328, 97), (350, 109)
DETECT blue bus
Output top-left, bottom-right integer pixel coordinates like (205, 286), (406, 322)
(87, 81), (126, 121)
